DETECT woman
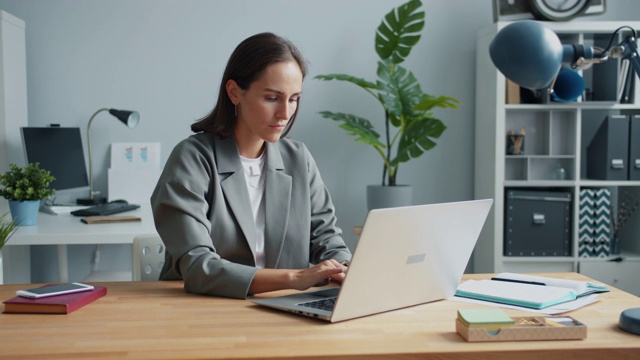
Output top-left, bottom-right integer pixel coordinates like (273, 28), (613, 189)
(151, 32), (352, 299)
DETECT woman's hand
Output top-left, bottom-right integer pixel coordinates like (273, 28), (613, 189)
(248, 259), (347, 295)
(291, 259), (347, 290)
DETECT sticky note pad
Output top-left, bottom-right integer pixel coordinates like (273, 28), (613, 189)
(457, 308), (515, 328)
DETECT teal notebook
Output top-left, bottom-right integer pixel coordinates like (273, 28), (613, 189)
(455, 280), (578, 310)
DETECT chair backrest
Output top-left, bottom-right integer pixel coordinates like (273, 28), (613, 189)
(132, 233), (165, 281)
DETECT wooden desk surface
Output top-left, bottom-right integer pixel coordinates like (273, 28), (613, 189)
(1, 273), (639, 360)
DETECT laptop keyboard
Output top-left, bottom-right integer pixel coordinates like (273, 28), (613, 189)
(297, 297), (337, 312)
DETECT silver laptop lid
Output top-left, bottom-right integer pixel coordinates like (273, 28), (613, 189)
(330, 199), (493, 322)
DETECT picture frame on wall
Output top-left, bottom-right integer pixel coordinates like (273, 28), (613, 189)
(492, 0), (606, 22)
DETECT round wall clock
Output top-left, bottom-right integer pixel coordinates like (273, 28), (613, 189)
(529, 0), (592, 21)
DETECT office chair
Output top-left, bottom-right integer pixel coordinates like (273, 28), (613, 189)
(132, 233), (165, 281)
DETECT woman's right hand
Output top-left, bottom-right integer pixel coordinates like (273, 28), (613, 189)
(291, 259), (347, 290)
(248, 259), (347, 295)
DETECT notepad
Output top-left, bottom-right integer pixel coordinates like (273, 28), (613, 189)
(81, 215), (141, 224)
(457, 308), (515, 330)
(455, 280), (578, 310)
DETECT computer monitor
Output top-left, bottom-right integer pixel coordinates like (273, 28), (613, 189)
(21, 126), (90, 205)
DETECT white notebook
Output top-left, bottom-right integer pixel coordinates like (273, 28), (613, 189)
(455, 273), (609, 310)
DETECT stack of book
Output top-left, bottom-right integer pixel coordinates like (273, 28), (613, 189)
(455, 273), (609, 310)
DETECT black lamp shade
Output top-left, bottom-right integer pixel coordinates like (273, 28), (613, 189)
(109, 109), (140, 128)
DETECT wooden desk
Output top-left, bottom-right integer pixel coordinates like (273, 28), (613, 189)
(1, 273), (639, 359)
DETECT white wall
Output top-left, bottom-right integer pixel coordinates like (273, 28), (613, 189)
(0, 0), (638, 282)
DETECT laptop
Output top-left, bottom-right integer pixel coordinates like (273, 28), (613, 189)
(253, 198), (493, 322)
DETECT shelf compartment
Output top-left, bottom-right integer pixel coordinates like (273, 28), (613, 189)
(530, 157), (575, 181)
(505, 157), (528, 181)
(505, 156), (575, 181)
(506, 109), (577, 158)
(550, 111), (576, 155)
(581, 110), (640, 181)
(505, 110), (549, 156)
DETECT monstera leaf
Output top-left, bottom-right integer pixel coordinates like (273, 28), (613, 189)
(415, 94), (461, 112)
(314, 74), (378, 91)
(375, 0), (425, 64)
(376, 60), (423, 127)
(393, 117), (446, 166)
(318, 111), (385, 148)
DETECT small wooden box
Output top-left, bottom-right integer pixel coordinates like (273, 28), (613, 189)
(456, 316), (587, 342)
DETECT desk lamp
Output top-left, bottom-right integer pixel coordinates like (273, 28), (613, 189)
(489, 20), (639, 91)
(77, 108), (140, 205)
(489, 20), (640, 336)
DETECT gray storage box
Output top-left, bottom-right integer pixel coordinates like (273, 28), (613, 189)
(504, 190), (572, 256)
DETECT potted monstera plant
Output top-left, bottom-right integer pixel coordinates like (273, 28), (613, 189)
(0, 163), (55, 226)
(315, 0), (459, 209)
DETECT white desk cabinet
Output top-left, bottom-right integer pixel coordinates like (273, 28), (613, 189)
(3, 204), (157, 284)
(579, 260), (640, 296)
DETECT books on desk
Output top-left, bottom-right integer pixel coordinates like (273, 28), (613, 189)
(455, 273), (609, 310)
(3, 285), (107, 314)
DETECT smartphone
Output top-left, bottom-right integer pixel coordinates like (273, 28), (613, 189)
(16, 283), (94, 299)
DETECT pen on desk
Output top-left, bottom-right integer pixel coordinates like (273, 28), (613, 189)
(491, 277), (546, 286)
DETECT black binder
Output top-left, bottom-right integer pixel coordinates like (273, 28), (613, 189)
(587, 115), (629, 181)
(630, 115), (640, 180)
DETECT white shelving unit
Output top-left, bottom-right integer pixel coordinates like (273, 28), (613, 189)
(474, 21), (640, 295)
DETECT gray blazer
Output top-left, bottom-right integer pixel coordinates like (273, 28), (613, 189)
(151, 133), (351, 299)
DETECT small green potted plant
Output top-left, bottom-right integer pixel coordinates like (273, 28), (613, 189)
(0, 163), (55, 226)
(315, 0), (459, 209)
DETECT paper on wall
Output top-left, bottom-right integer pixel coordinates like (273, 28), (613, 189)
(111, 142), (160, 168)
(108, 142), (161, 204)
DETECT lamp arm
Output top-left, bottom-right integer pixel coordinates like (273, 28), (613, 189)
(611, 36), (640, 83)
(86, 108), (109, 200)
(562, 44), (608, 70)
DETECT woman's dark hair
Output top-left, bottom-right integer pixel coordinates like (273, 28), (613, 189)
(191, 32), (308, 136)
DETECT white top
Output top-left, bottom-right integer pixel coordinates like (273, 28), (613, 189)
(240, 153), (266, 268)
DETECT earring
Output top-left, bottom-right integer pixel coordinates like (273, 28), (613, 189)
(234, 104), (237, 117)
